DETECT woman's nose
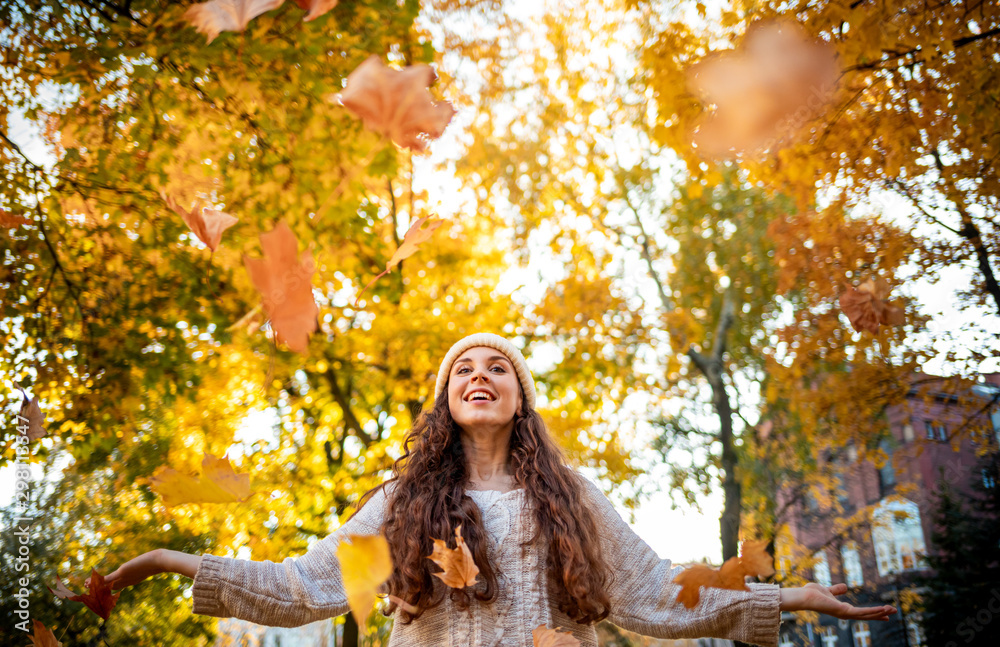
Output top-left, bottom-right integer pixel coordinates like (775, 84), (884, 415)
(472, 370), (490, 382)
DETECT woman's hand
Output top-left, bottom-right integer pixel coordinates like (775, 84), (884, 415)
(780, 583), (897, 621)
(87, 549), (203, 591)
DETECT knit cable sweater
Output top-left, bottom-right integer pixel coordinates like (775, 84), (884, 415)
(191, 476), (782, 647)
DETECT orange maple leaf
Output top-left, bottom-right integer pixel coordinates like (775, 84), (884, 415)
(427, 524), (479, 589)
(184, 0), (284, 44)
(243, 221), (319, 354)
(147, 453), (252, 507)
(338, 55), (456, 152)
(532, 624), (581, 647)
(838, 278), (905, 334)
(672, 563), (721, 609)
(739, 539), (776, 579)
(29, 620), (62, 647)
(686, 19), (838, 158)
(18, 388), (46, 440)
(355, 216), (444, 305)
(48, 569), (120, 620)
(672, 539), (775, 609)
(1, 209), (30, 228)
(290, 0), (338, 22)
(163, 194), (239, 252)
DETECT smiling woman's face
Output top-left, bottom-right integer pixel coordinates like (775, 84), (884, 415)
(447, 346), (523, 433)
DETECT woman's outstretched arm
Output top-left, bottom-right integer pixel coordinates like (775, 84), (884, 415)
(100, 484), (391, 628)
(577, 476), (893, 647)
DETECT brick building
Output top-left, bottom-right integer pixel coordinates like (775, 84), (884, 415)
(775, 373), (1000, 647)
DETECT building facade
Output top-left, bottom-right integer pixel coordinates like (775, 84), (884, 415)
(775, 373), (1000, 647)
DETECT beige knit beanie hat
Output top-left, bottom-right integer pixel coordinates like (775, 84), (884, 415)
(434, 332), (536, 409)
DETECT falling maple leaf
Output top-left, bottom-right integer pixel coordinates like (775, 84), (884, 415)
(163, 193), (239, 252)
(18, 388), (46, 440)
(673, 563), (719, 609)
(0, 209), (30, 227)
(427, 523), (479, 589)
(355, 216), (444, 305)
(838, 278), (905, 334)
(290, 0), (337, 22)
(243, 221), (319, 354)
(28, 620), (62, 647)
(686, 19), (838, 158)
(337, 55), (456, 152)
(533, 625), (581, 647)
(48, 569), (120, 620)
(739, 539), (776, 578)
(184, 0), (285, 44)
(147, 453), (252, 507)
(337, 534), (393, 633)
(672, 539), (775, 608)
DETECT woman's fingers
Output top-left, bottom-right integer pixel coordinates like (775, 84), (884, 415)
(843, 604), (896, 620)
(828, 583), (849, 595)
(85, 552), (164, 591)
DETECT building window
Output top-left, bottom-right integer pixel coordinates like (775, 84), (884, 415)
(821, 626), (838, 646)
(878, 439), (896, 488)
(841, 542), (864, 587)
(924, 419), (947, 441)
(906, 614), (925, 646)
(852, 621), (871, 647)
(971, 384), (1000, 444)
(777, 555), (792, 579)
(779, 635), (795, 647)
(836, 470), (852, 509)
(902, 422), (914, 442)
(813, 549), (832, 587)
(872, 498), (928, 576)
(983, 469), (996, 489)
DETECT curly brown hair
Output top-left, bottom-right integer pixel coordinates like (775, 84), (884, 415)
(357, 388), (612, 625)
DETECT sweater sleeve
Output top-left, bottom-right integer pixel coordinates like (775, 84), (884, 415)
(579, 477), (782, 647)
(190, 485), (390, 628)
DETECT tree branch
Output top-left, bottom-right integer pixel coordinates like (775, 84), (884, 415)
(324, 366), (372, 444)
(620, 183), (674, 311)
(954, 26), (1000, 48)
(886, 178), (962, 235)
(711, 291), (736, 364)
(932, 147), (1000, 315)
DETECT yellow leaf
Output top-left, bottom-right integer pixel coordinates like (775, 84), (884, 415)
(148, 453), (251, 506)
(533, 624), (581, 647)
(337, 534), (393, 633)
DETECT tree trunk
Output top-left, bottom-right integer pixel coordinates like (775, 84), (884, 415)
(686, 293), (741, 561)
(342, 613), (359, 647)
(712, 365), (742, 563)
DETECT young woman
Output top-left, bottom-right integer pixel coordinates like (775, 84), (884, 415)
(102, 333), (896, 646)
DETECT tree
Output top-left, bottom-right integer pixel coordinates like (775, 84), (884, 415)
(917, 451), (1000, 647)
(644, 0), (1000, 334)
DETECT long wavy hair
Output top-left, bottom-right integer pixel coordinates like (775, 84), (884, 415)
(356, 388), (611, 624)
